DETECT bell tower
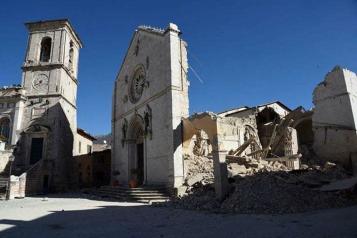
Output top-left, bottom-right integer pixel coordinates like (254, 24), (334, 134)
(14, 19), (83, 192)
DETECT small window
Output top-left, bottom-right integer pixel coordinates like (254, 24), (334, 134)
(40, 37), (52, 62)
(0, 103), (4, 109)
(87, 145), (92, 154)
(79, 141), (82, 153)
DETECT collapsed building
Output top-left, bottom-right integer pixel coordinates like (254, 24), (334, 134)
(110, 22), (357, 206)
(180, 103), (305, 199)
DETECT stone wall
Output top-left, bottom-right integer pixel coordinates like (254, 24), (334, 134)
(74, 133), (94, 156)
(69, 149), (111, 189)
(312, 66), (357, 167)
(8, 175), (26, 199)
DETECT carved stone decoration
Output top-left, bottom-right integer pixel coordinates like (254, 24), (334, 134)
(121, 118), (128, 147)
(128, 65), (146, 103)
(144, 104), (152, 139)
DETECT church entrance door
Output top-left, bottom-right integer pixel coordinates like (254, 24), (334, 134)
(30, 137), (44, 165)
(136, 143), (144, 186)
(127, 115), (146, 187)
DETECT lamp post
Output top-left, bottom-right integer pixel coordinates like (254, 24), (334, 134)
(6, 154), (15, 200)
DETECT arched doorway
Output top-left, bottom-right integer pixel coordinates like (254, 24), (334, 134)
(127, 115), (145, 186)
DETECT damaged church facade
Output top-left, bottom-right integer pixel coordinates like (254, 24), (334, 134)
(112, 23), (357, 196)
(112, 24), (189, 188)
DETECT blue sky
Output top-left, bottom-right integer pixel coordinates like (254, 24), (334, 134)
(1, 0), (357, 135)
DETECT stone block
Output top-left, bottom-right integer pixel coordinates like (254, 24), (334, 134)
(186, 173), (204, 186)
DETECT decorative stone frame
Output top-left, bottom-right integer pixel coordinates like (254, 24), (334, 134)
(126, 114), (147, 184)
(144, 104), (152, 139)
(128, 64), (146, 104)
(23, 125), (49, 167)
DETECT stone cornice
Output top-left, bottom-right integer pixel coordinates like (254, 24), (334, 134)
(0, 94), (27, 102)
(27, 94), (77, 109)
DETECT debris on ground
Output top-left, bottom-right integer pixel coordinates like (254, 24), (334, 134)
(165, 154), (357, 214)
(183, 155), (214, 189)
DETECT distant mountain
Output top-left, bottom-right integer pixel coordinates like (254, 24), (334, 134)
(94, 133), (112, 145)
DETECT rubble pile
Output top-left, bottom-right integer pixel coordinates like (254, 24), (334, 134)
(220, 168), (353, 214)
(183, 155), (214, 191)
(227, 157), (289, 178)
(167, 157), (357, 214)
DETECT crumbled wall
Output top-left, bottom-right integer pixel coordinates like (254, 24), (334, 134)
(183, 113), (259, 157)
(312, 66), (357, 166)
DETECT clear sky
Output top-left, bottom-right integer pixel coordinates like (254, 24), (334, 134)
(1, 0), (357, 135)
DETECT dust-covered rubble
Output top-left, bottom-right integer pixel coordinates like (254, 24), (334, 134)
(165, 154), (357, 214)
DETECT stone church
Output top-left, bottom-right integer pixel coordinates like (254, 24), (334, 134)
(0, 19), (94, 194)
(112, 23), (189, 188)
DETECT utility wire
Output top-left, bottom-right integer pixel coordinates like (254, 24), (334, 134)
(190, 66), (204, 84)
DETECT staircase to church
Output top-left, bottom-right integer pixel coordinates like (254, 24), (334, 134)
(87, 186), (171, 203)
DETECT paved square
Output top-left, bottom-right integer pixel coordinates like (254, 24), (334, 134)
(0, 195), (357, 238)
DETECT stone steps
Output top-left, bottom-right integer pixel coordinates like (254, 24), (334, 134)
(87, 186), (171, 203)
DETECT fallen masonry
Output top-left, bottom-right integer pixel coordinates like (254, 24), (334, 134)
(162, 154), (357, 214)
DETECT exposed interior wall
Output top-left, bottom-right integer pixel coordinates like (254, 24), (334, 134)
(312, 66), (357, 167)
(183, 113), (260, 168)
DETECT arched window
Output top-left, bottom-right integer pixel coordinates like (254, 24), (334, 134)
(0, 118), (10, 142)
(69, 48), (74, 70)
(40, 37), (52, 62)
